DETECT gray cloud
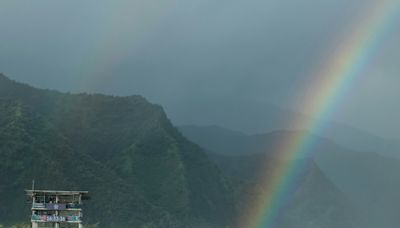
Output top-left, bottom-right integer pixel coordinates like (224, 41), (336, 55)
(0, 0), (399, 138)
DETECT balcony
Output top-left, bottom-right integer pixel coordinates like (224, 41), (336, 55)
(31, 215), (82, 223)
(32, 203), (82, 210)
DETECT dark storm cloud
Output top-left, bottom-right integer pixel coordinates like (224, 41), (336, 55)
(0, 0), (399, 138)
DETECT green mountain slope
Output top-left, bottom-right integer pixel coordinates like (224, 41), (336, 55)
(209, 152), (359, 228)
(180, 125), (362, 228)
(0, 99), (173, 227)
(180, 125), (400, 227)
(313, 143), (400, 228)
(0, 74), (235, 227)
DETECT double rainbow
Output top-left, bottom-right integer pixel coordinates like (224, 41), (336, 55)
(240, 1), (400, 227)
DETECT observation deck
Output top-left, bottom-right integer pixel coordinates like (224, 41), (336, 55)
(25, 190), (89, 228)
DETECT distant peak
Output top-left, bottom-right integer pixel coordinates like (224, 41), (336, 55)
(0, 73), (17, 83)
(0, 73), (9, 80)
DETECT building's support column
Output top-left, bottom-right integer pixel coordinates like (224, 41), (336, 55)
(55, 194), (60, 228)
(32, 194), (37, 228)
(79, 194), (83, 228)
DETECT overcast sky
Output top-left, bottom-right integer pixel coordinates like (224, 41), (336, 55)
(0, 0), (399, 138)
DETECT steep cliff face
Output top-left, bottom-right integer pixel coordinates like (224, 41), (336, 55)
(0, 74), (235, 227)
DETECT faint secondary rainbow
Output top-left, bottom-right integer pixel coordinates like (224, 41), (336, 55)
(241, 1), (400, 227)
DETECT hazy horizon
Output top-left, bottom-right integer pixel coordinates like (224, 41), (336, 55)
(1, 0), (399, 139)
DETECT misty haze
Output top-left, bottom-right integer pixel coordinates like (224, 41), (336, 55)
(0, 0), (399, 227)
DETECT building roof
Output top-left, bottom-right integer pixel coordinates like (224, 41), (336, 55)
(25, 190), (89, 197)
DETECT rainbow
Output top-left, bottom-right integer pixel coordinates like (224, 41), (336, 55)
(240, 1), (400, 227)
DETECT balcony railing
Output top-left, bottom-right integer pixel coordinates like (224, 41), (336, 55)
(32, 203), (82, 210)
(31, 215), (81, 223)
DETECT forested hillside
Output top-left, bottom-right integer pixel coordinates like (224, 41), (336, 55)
(0, 74), (235, 227)
(0, 74), (374, 228)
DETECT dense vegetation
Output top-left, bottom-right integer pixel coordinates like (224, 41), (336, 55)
(0, 74), (235, 227)
(1, 74), (382, 227)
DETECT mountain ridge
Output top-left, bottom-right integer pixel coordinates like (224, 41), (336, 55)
(180, 124), (400, 228)
(168, 98), (400, 158)
(0, 74), (236, 227)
